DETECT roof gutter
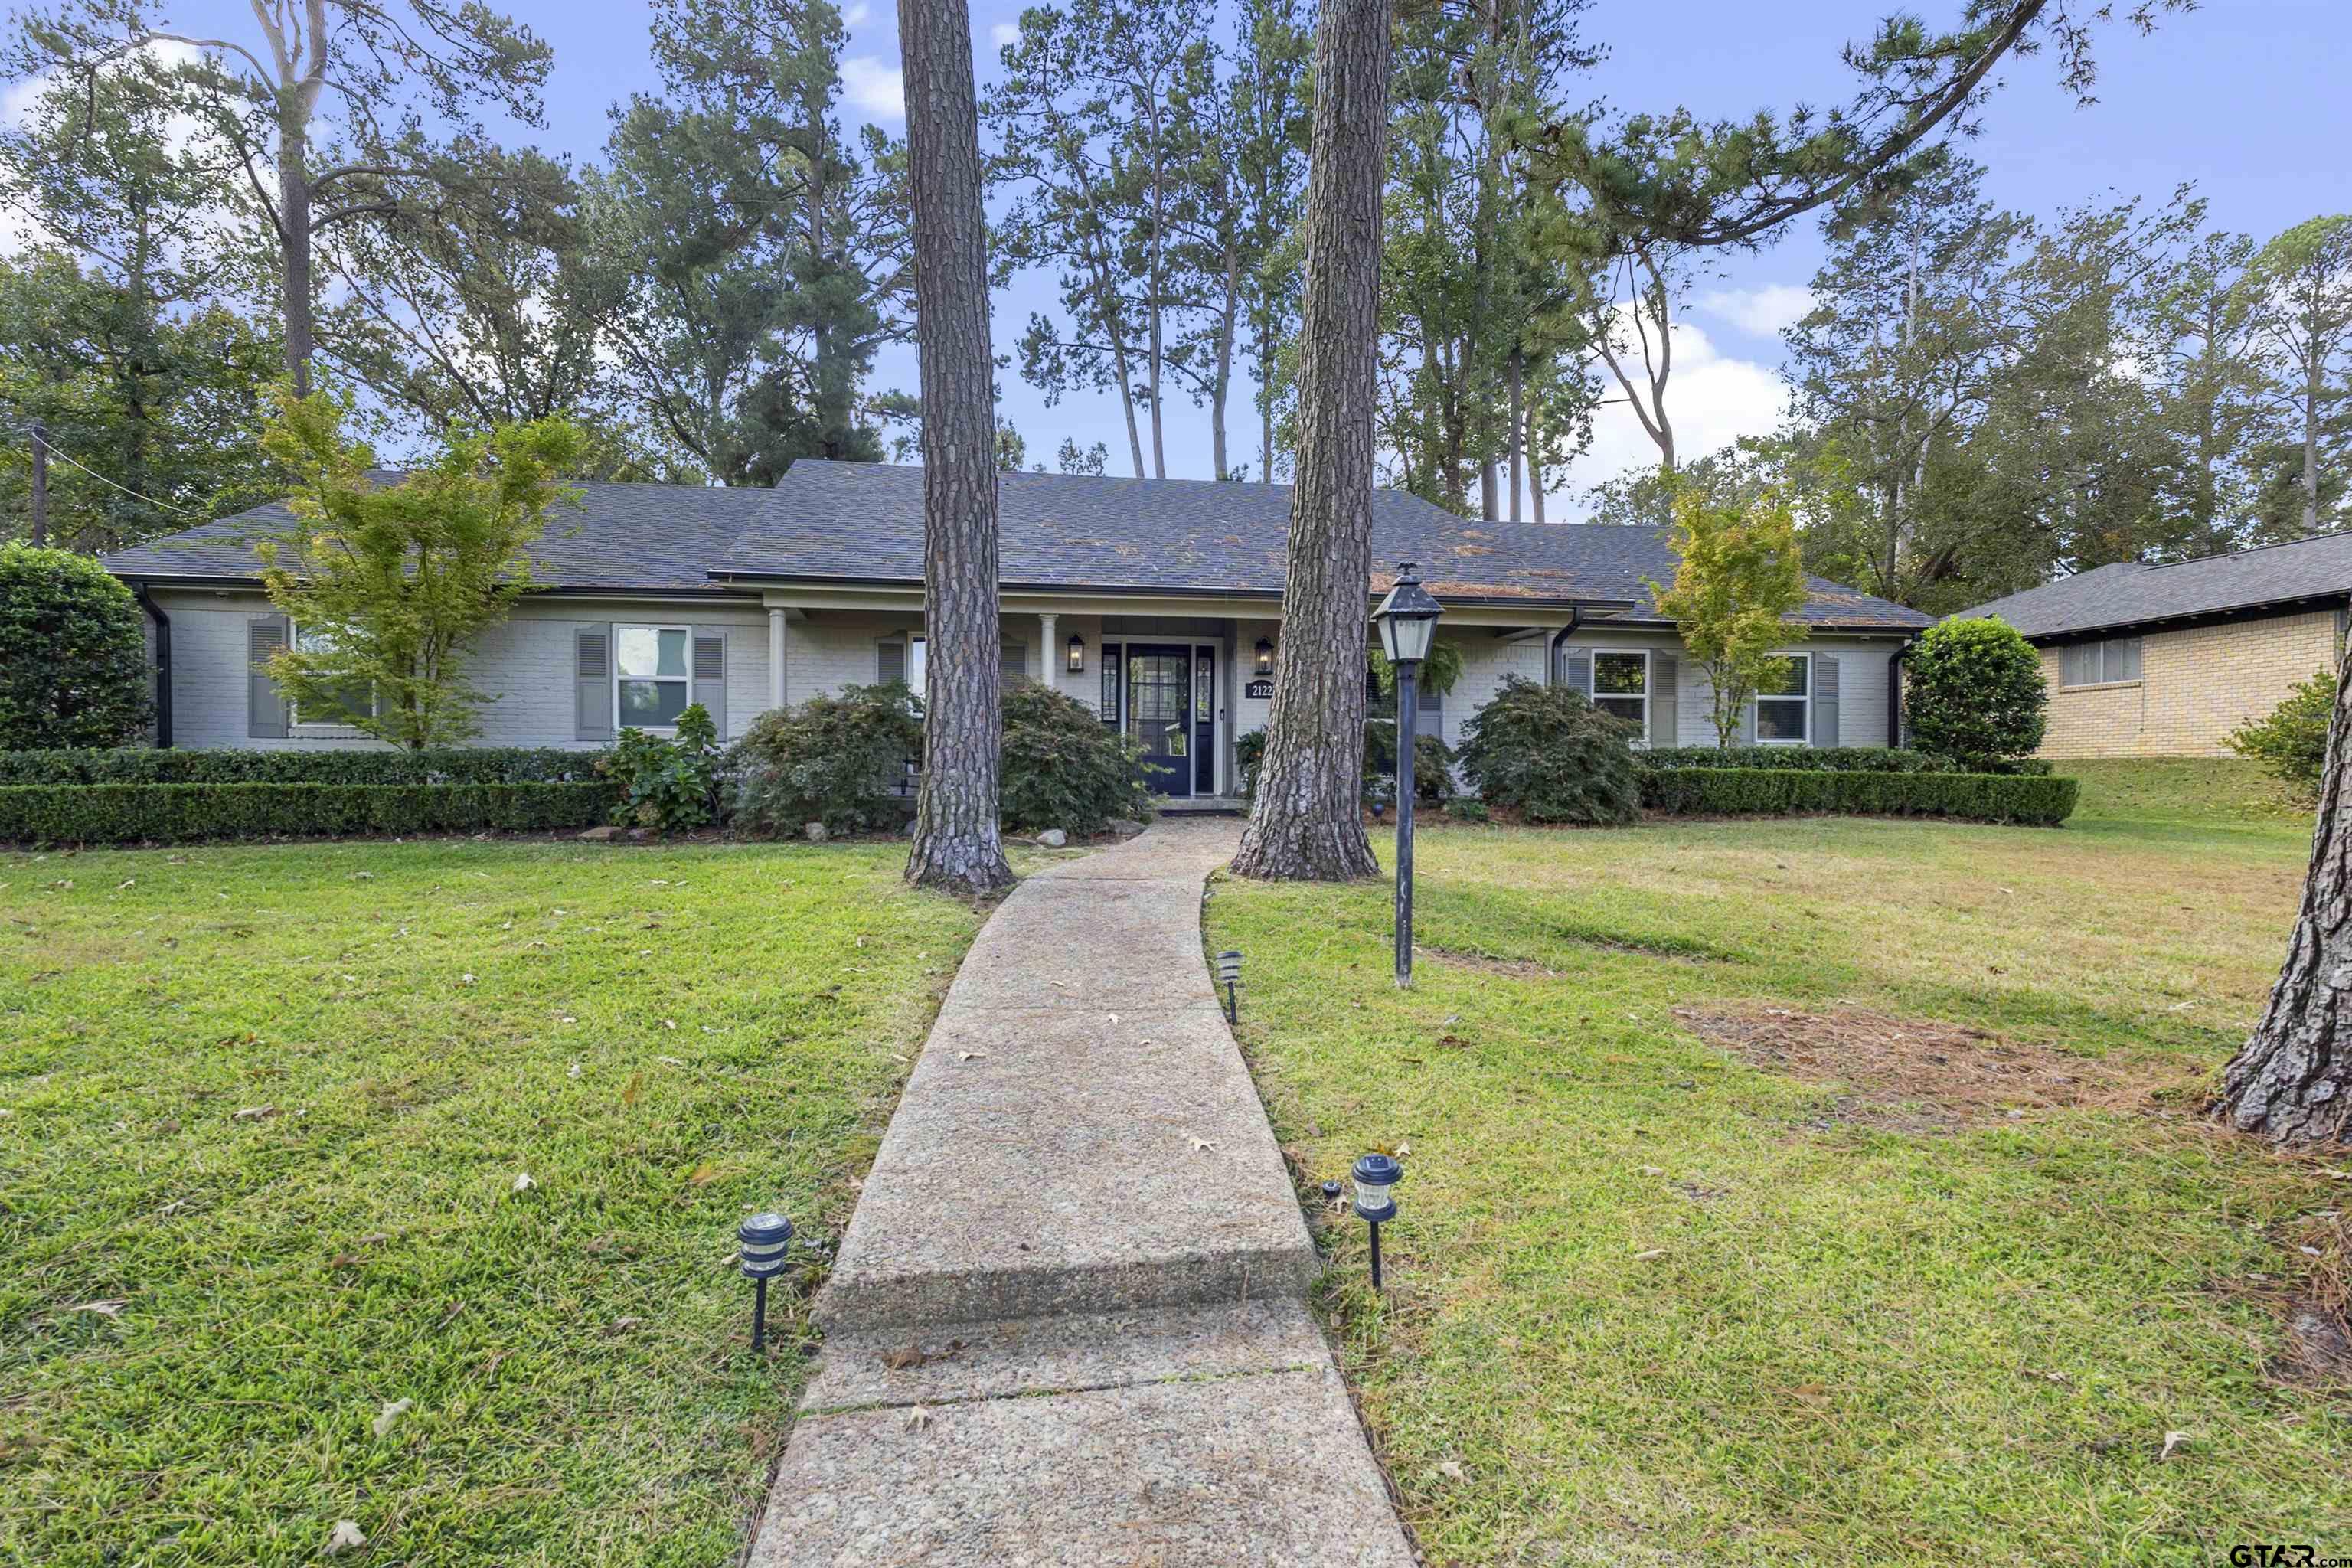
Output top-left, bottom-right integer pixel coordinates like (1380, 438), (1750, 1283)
(131, 580), (172, 749)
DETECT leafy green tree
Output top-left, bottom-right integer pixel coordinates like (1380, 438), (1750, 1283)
(1903, 617), (2047, 770)
(253, 386), (586, 749)
(0, 541), (150, 747)
(1648, 485), (1810, 749)
(590, 0), (906, 485)
(0, 253), (281, 550)
(2244, 215), (2352, 537)
(11, 0), (555, 396)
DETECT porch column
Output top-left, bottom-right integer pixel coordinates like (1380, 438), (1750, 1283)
(1039, 612), (1058, 691)
(768, 608), (787, 713)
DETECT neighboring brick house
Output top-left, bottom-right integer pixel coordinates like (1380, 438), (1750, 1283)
(1953, 534), (2352, 760)
(102, 461), (1930, 799)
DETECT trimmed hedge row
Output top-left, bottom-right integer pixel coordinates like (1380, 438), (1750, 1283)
(0, 782), (621, 845)
(1638, 767), (2077, 826)
(0, 746), (603, 786)
(1640, 746), (2052, 777)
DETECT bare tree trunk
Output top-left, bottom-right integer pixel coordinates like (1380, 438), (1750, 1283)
(279, 104), (315, 394)
(900, 0), (1014, 897)
(1528, 399), (1547, 525)
(1211, 242), (1238, 480)
(1230, 0), (1389, 884)
(2219, 652), (2352, 1142)
(1507, 348), (1524, 524)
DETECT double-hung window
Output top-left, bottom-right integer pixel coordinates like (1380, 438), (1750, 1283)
(1592, 651), (1649, 730)
(616, 624), (692, 730)
(289, 622), (376, 727)
(2060, 636), (2141, 688)
(1753, 653), (1810, 743)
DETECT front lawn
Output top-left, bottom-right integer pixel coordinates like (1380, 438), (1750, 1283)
(1210, 760), (2347, 1566)
(1, 838), (1008, 1566)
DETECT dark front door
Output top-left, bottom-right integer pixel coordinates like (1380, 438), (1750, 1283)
(1126, 644), (1193, 797)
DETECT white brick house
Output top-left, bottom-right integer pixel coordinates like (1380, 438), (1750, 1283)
(103, 461), (1930, 799)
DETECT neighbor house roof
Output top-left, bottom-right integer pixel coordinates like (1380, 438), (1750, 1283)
(1952, 531), (2352, 639)
(102, 481), (776, 596)
(714, 462), (1932, 628)
(103, 459), (1932, 630)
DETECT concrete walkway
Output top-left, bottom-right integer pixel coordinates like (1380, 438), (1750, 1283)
(749, 819), (1415, 1566)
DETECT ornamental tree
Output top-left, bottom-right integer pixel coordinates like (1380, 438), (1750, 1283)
(0, 541), (151, 747)
(253, 384), (583, 750)
(1648, 487), (1810, 749)
(1905, 617), (2047, 769)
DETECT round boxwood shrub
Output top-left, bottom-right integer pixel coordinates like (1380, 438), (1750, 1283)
(1906, 618), (2047, 771)
(0, 542), (152, 750)
(1456, 675), (1641, 825)
(1000, 680), (1149, 834)
(730, 681), (925, 835)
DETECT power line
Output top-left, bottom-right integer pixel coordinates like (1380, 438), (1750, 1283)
(5, 423), (208, 520)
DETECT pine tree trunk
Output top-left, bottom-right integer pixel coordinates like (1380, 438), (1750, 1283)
(899, 0), (1014, 897)
(1229, 0), (1389, 884)
(2220, 649), (2352, 1142)
(280, 105), (315, 396)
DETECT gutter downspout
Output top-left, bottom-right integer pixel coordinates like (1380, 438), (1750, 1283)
(133, 583), (172, 748)
(1887, 636), (1912, 750)
(1547, 608), (1583, 684)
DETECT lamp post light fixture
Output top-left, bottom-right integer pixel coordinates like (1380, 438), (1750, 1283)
(1067, 632), (1086, 675)
(1351, 1152), (1402, 1289)
(1254, 637), (1275, 676)
(1215, 949), (1243, 1024)
(1372, 561), (1445, 988)
(738, 1211), (794, 1354)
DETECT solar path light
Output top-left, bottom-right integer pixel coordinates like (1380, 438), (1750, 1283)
(1351, 1153), (1402, 1289)
(1215, 949), (1242, 1024)
(738, 1211), (793, 1354)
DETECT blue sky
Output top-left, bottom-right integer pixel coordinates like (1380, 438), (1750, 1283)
(32, 0), (2352, 514)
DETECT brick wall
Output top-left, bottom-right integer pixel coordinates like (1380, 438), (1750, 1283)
(2036, 608), (2343, 759)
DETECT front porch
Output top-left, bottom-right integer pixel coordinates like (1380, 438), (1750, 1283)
(754, 586), (1576, 804)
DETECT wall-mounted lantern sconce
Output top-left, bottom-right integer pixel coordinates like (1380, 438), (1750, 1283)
(1067, 633), (1086, 675)
(1255, 638), (1275, 676)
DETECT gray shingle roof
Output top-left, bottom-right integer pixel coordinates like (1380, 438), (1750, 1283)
(102, 480), (775, 596)
(100, 459), (1932, 630)
(717, 461), (1931, 629)
(1952, 532), (2352, 639)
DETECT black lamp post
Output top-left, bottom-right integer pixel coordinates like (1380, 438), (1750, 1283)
(738, 1211), (793, 1353)
(1372, 562), (1445, 988)
(1351, 1152), (1401, 1289)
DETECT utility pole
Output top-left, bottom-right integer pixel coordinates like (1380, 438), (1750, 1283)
(29, 421), (48, 548)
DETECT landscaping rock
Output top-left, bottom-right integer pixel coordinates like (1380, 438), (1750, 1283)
(1108, 818), (1145, 838)
(1037, 828), (1068, 848)
(804, 822), (830, 843)
(577, 825), (621, 842)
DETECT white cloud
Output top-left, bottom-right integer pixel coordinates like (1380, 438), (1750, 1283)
(991, 21), (1021, 46)
(841, 2), (872, 25)
(1695, 283), (1815, 338)
(1547, 315), (1789, 512)
(840, 55), (905, 121)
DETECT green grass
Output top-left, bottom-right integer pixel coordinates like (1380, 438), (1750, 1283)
(1210, 760), (2348, 1566)
(0, 838), (1021, 1566)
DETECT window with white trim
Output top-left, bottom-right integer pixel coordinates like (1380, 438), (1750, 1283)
(289, 622), (377, 727)
(616, 623), (692, 730)
(908, 635), (927, 692)
(1753, 653), (1810, 743)
(2060, 636), (2141, 688)
(1592, 650), (1649, 730)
